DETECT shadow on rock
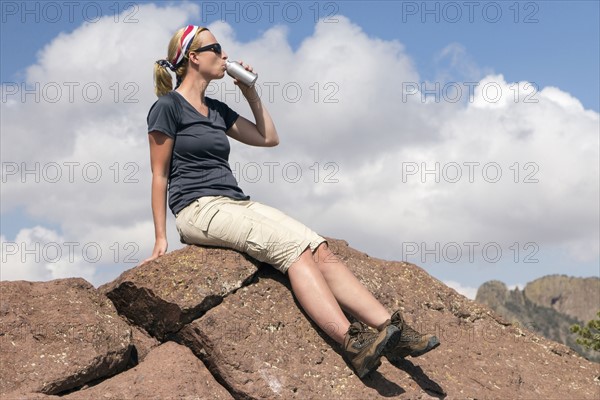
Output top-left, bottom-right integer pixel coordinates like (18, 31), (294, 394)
(359, 370), (406, 397)
(390, 358), (446, 399)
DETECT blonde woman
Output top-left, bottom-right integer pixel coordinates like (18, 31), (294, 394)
(144, 25), (439, 378)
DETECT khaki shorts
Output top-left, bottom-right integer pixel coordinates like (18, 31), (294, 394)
(175, 196), (327, 273)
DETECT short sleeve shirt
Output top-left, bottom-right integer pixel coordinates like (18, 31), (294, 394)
(147, 91), (249, 215)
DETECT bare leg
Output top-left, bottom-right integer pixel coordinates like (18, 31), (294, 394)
(313, 243), (392, 330)
(287, 249), (351, 344)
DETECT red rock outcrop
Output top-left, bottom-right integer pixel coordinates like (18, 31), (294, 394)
(98, 246), (258, 340)
(2, 239), (599, 399)
(524, 275), (600, 323)
(0, 279), (132, 396)
(63, 342), (233, 400)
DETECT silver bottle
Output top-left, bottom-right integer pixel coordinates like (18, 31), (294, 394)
(226, 60), (258, 87)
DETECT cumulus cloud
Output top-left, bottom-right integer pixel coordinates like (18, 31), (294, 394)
(1, 4), (598, 287)
(444, 280), (478, 300)
(445, 281), (525, 300)
(0, 226), (95, 282)
(507, 283), (525, 292)
(433, 42), (491, 83)
(1, 3), (199, 284)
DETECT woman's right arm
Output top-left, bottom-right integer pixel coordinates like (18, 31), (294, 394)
(141, 130), (174, 265)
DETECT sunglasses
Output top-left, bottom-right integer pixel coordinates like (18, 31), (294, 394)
(191, 43), (222, 55)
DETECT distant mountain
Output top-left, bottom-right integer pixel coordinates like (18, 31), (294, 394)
(524, 275), (600, 323)
(475, 275), (600, 363)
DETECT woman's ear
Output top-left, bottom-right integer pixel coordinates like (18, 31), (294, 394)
(188, 52), (201, 66)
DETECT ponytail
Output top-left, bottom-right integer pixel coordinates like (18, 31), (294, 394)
(152, 25), (208, 97)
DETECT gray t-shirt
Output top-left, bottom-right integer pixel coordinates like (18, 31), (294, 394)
(147, 91), (249, 215)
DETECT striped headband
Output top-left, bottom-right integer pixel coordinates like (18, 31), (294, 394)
(171, 25), (208, 67)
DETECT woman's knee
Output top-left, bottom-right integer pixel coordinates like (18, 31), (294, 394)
(288, 246), (319, 275)
(314, 242), (341, 268)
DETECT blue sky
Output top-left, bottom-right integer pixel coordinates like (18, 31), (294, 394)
(1, 1), (599, 299)
(2, 1), (599, 111)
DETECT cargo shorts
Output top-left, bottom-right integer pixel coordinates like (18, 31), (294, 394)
(175, 196), (327, 274)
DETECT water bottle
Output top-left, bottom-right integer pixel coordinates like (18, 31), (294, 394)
(226, 60), (258, 87)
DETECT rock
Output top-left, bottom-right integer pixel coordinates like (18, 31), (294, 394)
(1, 392), (61, 399)
(99, 246), (258, 340)
(128, 324), (160, 366)
(0, 279), (132, 396)
(5, 239), (599, 399)
(476, 277), (600, 363)
(174, 269), (364, 399)
(524, 275), (600, 323)
(169, 239), (599, 399)
(64, 342), (233, 400)
(475, 280), (509, 310)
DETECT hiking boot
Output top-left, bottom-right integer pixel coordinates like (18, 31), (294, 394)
(343, 321), (400, 378)
(383, 310), (440, 361)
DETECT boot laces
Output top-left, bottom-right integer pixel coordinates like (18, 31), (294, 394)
(350, 324), (375, 346)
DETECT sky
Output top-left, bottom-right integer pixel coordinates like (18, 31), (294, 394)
(1, 0), (599, 300)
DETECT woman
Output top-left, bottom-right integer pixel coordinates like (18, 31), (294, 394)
(144, 25), (439, 378)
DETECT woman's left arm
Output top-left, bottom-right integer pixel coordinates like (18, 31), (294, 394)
(226, 64), (280, 147)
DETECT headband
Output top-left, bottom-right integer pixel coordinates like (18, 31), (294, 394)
(171, 25), (208, 67)
(156, 59), (176, 71)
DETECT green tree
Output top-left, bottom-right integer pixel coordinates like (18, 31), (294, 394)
(570, 311), (600, 351)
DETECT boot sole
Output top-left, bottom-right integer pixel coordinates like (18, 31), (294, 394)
(408, 335), (440, 358)
(356, 325), (401, 378)
(386, 335), (441, 362)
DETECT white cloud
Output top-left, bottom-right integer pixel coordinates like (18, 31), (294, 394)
(444, 280), (478, 300)
(444, 281), (525, 300)
(433, 42), (491, 83)
(1, 5), (598, 287)
(1, 226), (95, 282)
(507, 283), (525, 292)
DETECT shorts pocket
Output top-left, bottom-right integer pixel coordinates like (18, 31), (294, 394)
(205, 209), (233, 238)
(188, 204), (220, 231)
(207, 211), (253, 249)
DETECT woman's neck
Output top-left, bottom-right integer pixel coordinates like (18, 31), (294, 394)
(176, 77), (210, 104)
